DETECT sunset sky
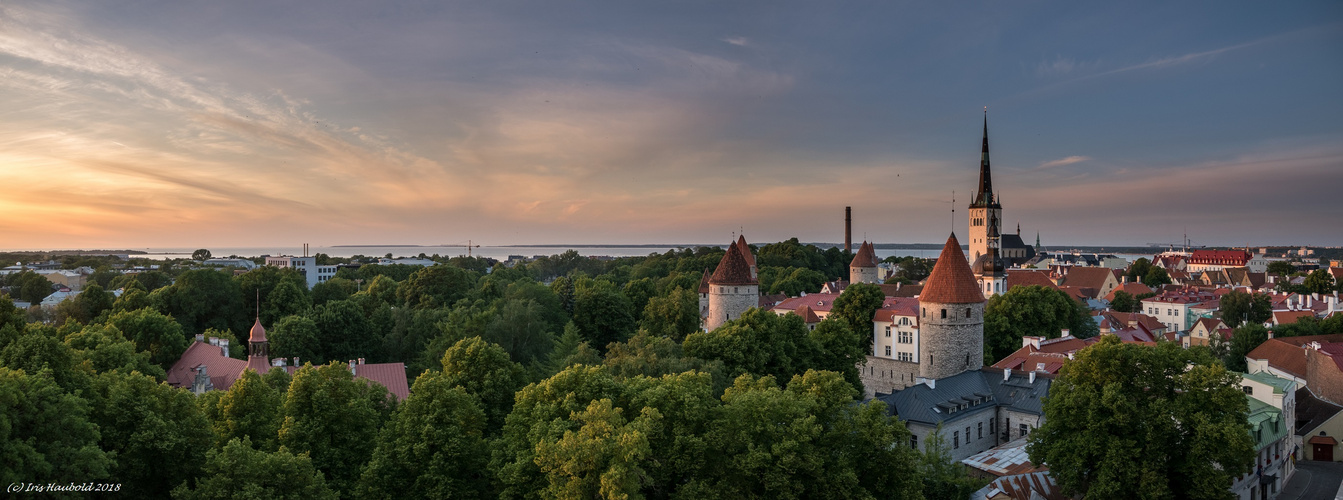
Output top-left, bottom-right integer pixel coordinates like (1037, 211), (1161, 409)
(2, 1), (1341, 250)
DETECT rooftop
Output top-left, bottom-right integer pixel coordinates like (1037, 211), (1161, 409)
(920, 233), (986, 304)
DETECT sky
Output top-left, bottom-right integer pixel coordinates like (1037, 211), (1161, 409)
(1, 1), (1341, 250)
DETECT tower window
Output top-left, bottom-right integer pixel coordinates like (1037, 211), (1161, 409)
(941, 309), (946, 319)
(965, 308), (971, 318)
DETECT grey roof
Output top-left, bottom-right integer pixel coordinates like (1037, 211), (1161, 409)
(878, 369), (1052, 426)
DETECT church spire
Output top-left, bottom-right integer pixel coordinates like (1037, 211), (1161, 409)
(972, 109), (998, 209)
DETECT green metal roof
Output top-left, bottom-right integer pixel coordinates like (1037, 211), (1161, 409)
(1247, 397), (1287, 449)
(1241, 371), (1295, 395)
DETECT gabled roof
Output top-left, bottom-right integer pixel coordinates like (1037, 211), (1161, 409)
(167, 341), (247, 391)
(773, 293), (842, 313)
(1274, 310), (1317, 325)
(850, 241), (879, 268)
(697, 269), (711, 294)
(920, 233), (986, 304)
(1295, 387), (1343, 437)
(709, 241), (757, 286)
(1244, 336), (1343, 378)
(792, 305), (822, 323)
(1189, 249), (1250, 266)
(872, 297), (920, 323)
(1191, 317), (1227, 333)
(1059, 267), (1114, 293)
(1104, 282), (1154, 301)
(1006, 270), (1058, 290)
(885, 284), (923, 298)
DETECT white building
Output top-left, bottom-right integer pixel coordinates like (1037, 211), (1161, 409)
(264, 256), (337, 289)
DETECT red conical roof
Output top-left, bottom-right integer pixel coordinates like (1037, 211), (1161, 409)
(920, 233), (986, 304)
(735, 235), (757, 269)
(850, 241), (879, 268)
(248, 318), (267, 342)
(709, 241), (758, 286)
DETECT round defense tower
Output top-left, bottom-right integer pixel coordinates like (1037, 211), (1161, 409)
(918, 233), (987, 380)
(705, 240), (759, 332)
(849, 240), (880, 285)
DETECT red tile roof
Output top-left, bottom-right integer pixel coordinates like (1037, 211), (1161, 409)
(697, 269), (711, 294)
(709, 241), (757, 285)
(1006, 270), (1058, 290)
(1104, 282), (1154, 301)
(850, 241), (879, 268)
(1309, 435), (1338, 446)
(774, 293), (842, 313)
(1059, 267), (1113, 296)
(735, 235), (757, 270)
(167, 341), (247, 391)
(1274, 310), (1317, 325)
(792, 305), (821, 323)
(872, 297), (920, 323)
(885, 284), (923, 298)
(1188, 250), (1250, 267)
(920, 233), (986, 304)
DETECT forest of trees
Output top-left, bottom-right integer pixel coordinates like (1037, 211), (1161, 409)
(0, 241), (990, 498)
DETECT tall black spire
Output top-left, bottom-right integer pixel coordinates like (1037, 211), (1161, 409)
(971, 109), (999, 209)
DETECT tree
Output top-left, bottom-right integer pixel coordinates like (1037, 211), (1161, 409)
(1219, 290), (1272, 328)
(89, 370), (211, 497)
(603, 331), (728, 392)
(0, 367), (111, 486)
(1109, 290), (1138, 313)
(919, 424), (988, 500)
(1126, 258), (1153, 283)
(572, 280), (637, 350)
(1, 325), (89, 393)
(983, 285), (1093, 364)
(236, 266), (310, 325)
(1305, 269), (1337, 294)
(1224, 324), (1270, 372)
(622, 278), (658, 320)
(269, 315), (322, 365)
(806, 319), (865, 394)
(398, 265), (479, 309)
(278, 363), (392, 496)
(64, 324), (164, 379)
(639, 287), (700, 342)
(1144, 266), (1172, 287)
(171, 437), (338, 500)
(9, 270), (54, 305)
(439, 337), (528, 432)
(54, 284), (115, 326)
(1267, 261), (1296, 277)
(107, 308), (190, 369)
(152, 269), (247, 336)
(192, 249), (213, 261)
(533, 398), (656, 500)
(211, 369), (284, 451)
(481, 299), (557, 365)
(309, 278), (353, 307)
(829, 283), (886, 354)
(311, 299), (378, 364)
(542, 321), (601, 376)
(358, 373), (491, 498)
(1028, 336), (1253, 499)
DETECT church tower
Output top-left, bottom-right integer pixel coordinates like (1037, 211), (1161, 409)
(972, 208), (1007, 298)
(243, 318), (271, 374)
(705, 240), (759, 331)
(918, 233), (986, 380)
(968, 111), (1002, 262)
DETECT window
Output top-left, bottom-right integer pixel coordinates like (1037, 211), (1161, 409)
(978, 422), (983, 439)
(990, 418), (995, 436)
(966, 308), (971, 318)
(898, 331), (912, 344)
(1020, 424), (1029, 438)
(885, 346), (892, 356)
(966, 426), (971, 443)
(965, 354), (970, 367)
(733, 287), (738, 293)
(898, 352), (913, 362)
(953, 431), (959, 449)
(941, 309), (947, 319)
(885, 326), (891, 337)
(1243, 386), (1253, 395)
(910, 435), (918, 449)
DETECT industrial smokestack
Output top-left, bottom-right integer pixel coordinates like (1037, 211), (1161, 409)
(845, 206), (852, 254)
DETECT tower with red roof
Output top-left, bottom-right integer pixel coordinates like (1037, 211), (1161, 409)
(849, 241), (880, 284)
(919, 233), (987, 380)
(705, 239), (759, 331)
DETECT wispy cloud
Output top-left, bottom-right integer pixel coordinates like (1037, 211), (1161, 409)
(1035, 56), (1095, 77)
(1035, 156), (1091, 169)
(721, 36), (749, 47)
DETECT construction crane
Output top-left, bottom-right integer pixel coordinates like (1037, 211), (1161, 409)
(451, 240), (481, 258)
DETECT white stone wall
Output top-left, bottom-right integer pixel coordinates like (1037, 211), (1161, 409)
(999, 409), (1043, 444)
(918, 301), (985, 380)
(850, 266), (879, 285)
(859, 355), (920, 398)
(907, 408), (999, 461)
(705, 284), (758, 331)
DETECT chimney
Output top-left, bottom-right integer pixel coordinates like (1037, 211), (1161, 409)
(293, 356), (300, 367)
(924, 377), (936, 389)
(272, 358), (286, 367)
(348, 360), (356, 375)
(1003, 368), (1011, 381)
(845, 206), (852, 254)
(1029, 371), (1036, 384)
(1137, 275), (1142, 284)
(219, 339), (229, 358)
(196, 333), (205, 343)
(1022, 336), (1043, 349)
(209, 337), (219, 346)
(1061, 329), (1070, 338)
(1308, 296), (1314, 308)
(1122, 276), (1128, 284)
(358, 358), (365, 365)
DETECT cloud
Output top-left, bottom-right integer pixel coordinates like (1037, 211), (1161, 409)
(722, 36), (749, 47)
(1035, 56), (1090, 77)
(1035, 156), (1091, 169)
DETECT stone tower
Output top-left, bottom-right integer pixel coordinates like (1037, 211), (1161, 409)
(918, 233), (986, 380)
(972, 208), (1007, 299)
(849, 241), (880, 284)
(968, 111), (1002, 262)
(705, 240), (759, 331)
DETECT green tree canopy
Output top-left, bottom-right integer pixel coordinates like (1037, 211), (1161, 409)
(278, 363), (393, 495)
(152, 269), (247, 336)
(64, 324), (164, 379)
(439, 337), (528, 432)
(983, 285), (1095, 364)
(210, 369), (284, 451)
(0, 367), (111, 486)
(89, 370), (211, 497)
(171, 437), (338, 500)
(398, 265), (479, 309)
(311, 299), (378, 364)
(639, 287), (700, 342)
(572, 279), (637, 350)
(1219, 290), (1272, 328)
(269, 315), (323, 365)
(1144, 266), (1172, 287)
(192, 249), (213, 261)
(1224, 324), (1270, 372)
(1108, 290), (1138, 313)
(1027, 336), (1253, 499)
(107, 307), (190, 369)
(1305, 268), (1337, 294)
(1266, 261), (1297, 277)
(829, 283), (886, 354)
(358, 373), (491, 499)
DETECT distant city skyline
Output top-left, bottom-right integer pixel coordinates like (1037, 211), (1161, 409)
(1, 1), (1341, 249)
